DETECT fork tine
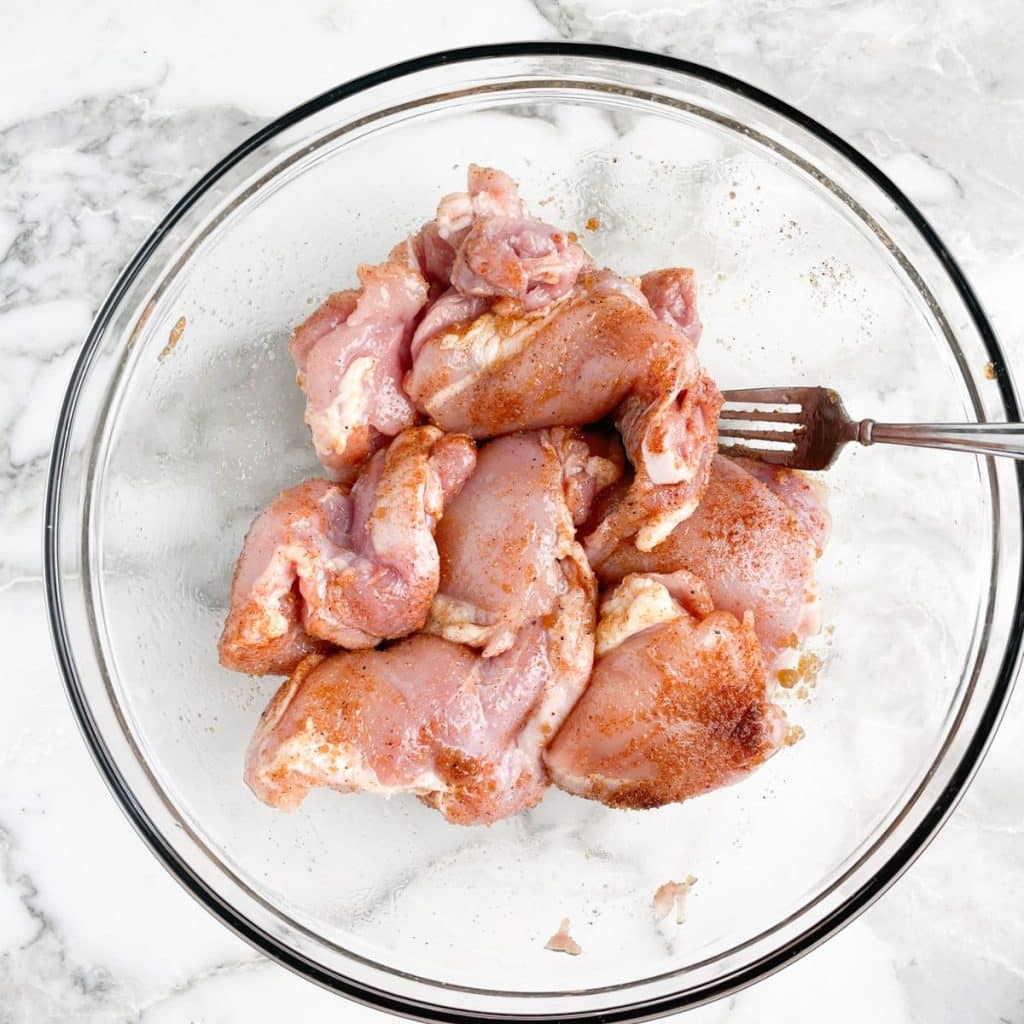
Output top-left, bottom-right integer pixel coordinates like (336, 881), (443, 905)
(719, 408), (805, 424)
(716, 441), (798, 467)
(718, 427), (801, 443)
(720, 388), (808, 405)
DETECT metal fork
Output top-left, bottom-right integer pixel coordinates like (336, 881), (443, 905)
(719, 387), (1024, 470)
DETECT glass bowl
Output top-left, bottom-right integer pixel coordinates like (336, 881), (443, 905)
(44, 43), (1024, 1021)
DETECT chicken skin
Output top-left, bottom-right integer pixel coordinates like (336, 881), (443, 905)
(218, 427), (475, 675)
(544, 572), (786, 809)
(244, 430), (601, 824)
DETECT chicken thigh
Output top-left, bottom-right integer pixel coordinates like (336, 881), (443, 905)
(291, 261), (428, 478)
(244, 559), (594, 825)
(395, 164), (589, 308)
(219, 427), (475, 675)
(544, 572), (786, 809)
(425, 428), (621, 656)
(594, 455), (824, 667)
(406, 269), (720, 553)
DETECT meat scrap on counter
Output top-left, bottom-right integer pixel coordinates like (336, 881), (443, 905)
(653, 877), (698, 924)
(544, 918), (583, 956)
(221, 165), (829, 826)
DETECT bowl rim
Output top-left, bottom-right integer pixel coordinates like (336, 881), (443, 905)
(43, 40), (1024, 1022)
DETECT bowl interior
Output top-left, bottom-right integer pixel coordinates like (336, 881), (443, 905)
(55, 51), (1018, 1018)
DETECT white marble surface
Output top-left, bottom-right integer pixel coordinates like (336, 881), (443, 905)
(2, 1), (1023, 1020)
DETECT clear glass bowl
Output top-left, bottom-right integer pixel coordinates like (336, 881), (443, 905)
(44, 44), (1024, 1021)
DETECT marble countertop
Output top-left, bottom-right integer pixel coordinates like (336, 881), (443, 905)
(3, 2), (1023, 1021)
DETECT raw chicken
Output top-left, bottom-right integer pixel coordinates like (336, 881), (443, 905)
(292, 165), (712, 560)
(219, 427), (475, 675)
(406, 269), (720, 555)
(594, 455), (824, 667)
(410, 289), (492, 359)
(730, 457), (831, 555)
(243, 425), (603, 823)
(584, 371), (722, 562)
(425, 428), (621, 656)
(394, 164), (589, 309)
(450, 215), (590, 310)
(652, 877), (697, 924)
(228, 163), (829, 831)
(244, 532), (596, 825)
(292, 165), (589, 479)
(544, 572), (786, 809)
(639, 268), (702, 345)
(593, 569), (713, 657)
(545, 918), (582, 956)
(290, 261), (428, 477)
(436, 164), (528, 245)
(217, 496), (333, 676)
(407, 270), (679, 440)
(390, 219), (457, 296)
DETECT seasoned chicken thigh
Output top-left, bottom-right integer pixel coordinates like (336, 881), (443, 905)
(219, 427), (475, 675)
(544, 572), (786, 809)
(395, 164), (589, 306)
(584, 371), (722, 561)
(406, 269), (720, 554)
(407, 270), (683, 444)
(244, 558), (594, 825)
(594, 455), (824, 667)
(425, 428), (620, 656)
(291, 261), (428, 478)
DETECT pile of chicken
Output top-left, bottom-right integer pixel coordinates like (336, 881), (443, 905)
(219, 166), (829, 826)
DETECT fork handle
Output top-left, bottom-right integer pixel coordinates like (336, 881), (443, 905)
(860, 420), (1024, 459)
